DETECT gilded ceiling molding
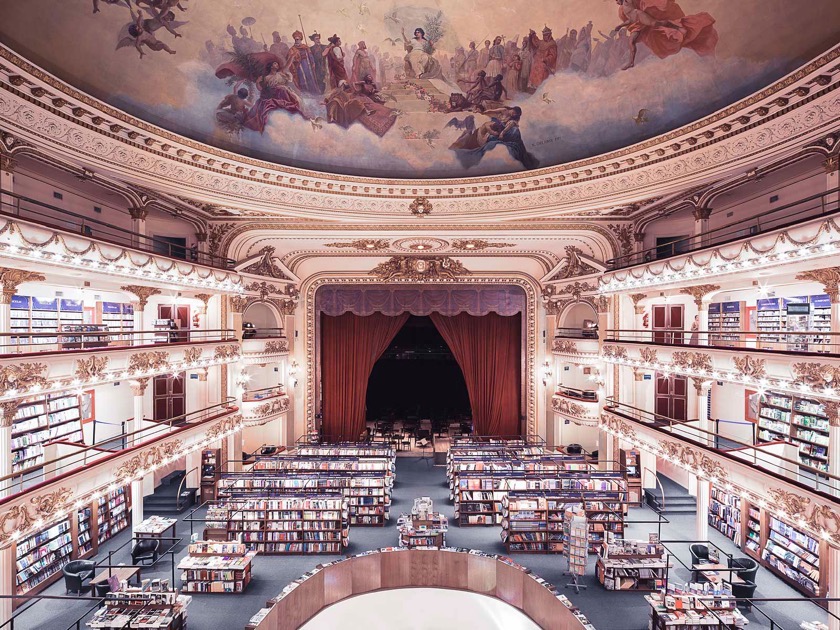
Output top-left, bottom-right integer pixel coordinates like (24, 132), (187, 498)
(2, 42), (839, 223)
(408, 197), (432, 217)
(324, 239), (391, 251)
(305, 275), (538, 439)
(120, 285), (161, 310)
(795, 267), (840, 303)
(450, 240), (516, 251)
(128, 351), (169, 373)
(0, 268), (45, 304)
(239, 246), (292, 280)
(733, 355), (766, 380)
(678, 284), (721, 309)
(369, 256), (469, 282)
(74, 356), (109, 381)
(0, 487), (73, 544)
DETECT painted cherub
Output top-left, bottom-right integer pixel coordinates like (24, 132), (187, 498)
(116, 8), (177, 58)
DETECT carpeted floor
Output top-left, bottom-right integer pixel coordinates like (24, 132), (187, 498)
(9, 459), (830, 629)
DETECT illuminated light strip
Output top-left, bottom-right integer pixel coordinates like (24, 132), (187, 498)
(8, 421), (244, 543)
(601, 354), (840, 403)
(0, 241), (243, 294)
(0, 355), (242, 402)
(599, 239), (840, 294)
(598, 420), (837, 544)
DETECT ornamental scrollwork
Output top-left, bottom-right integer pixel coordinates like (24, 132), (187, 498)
(206, 414), (243, 440)
(128, 351), (169, 373)
(791, 362), (840, 388)
(0, 362), (48, 394)
(671, 351), (712, 373)
(547, 247), (600, 281)
(120, 285), (162, 309)
(795, 268), (840, 303)
(114, 439), (183, 480)
(253, 396), (291, 418)
(732, 355), (766, 380)
(552, 339), (578, 354)
(264, 339), (289, 354)
(601, 345), (628, 360)
(600, 414), (637, 442)
(75, 356), (109, 381)
(639, 348), (658, 363)
(593, 295), (610, 314)
(766, 488), (840, 545)
(678, 284), (721, 308)
(0, 268), (45, 304)
(230, 295), (249, 313)
(240, 246), (291, 280)
(659, 440), (729, 480)
(214, 344), (241, 361)
(551, 397), (590, 418)
(325, 239), (390, 251)
(183, 347), (203, 364)
(370, 256), (469, 282)
(0, 487), (73, 543)
(245, 281), (282, 300)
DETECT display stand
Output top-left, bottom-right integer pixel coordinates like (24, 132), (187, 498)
(87, 589), (190, 629)
(200, 448), (221, 503)
(177, 541), (256, 593)
(563, 507), (588, 593)
(397, 497), (448, 548)
(596, 537), (668, 591)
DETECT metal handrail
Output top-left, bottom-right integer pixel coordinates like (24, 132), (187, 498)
(603, 397), (839, 497)
(0, 328), (237, 355)
(242, 385), (286, 402)
(0, 398), (237, 498)
(554, 386), (599, 401)
(175, 466), (199, 513)
(242, 327), (286, 339)
(606, 327), (839, 354)
(607, 186), (840, 270)
(555, 327), (599, 339)
(0, 190), (235, 269)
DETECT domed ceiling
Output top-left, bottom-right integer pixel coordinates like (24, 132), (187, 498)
(1, 0), (838, 179)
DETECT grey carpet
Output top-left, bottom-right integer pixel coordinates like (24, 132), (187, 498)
(9, 462), (829, 630)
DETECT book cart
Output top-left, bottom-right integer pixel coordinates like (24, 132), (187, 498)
(199, 494), (350, 554)
(178, 541), (257, 593)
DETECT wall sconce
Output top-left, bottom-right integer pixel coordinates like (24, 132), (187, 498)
(541, 360), (552, 387)
(288, 360), (299, 388)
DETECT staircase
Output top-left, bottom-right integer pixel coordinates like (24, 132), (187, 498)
(142, 471), (196, 516)
(644, 474), (697, 515)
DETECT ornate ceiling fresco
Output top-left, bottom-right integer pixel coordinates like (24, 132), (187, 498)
(1, 1), (838, 180)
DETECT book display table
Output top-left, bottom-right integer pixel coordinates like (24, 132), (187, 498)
(87, 590), (190, 630)
(177, 541), (256, 593)
(597, 538), (669, 591)
(134, 516), (178, 539)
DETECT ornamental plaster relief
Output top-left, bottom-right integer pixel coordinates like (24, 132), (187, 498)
(0, 44), (839, 221)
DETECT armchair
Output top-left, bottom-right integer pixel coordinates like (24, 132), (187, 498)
(63, 560), (96, 595)
(731, 580), (758, 611)
(689, 544), (710, 582)
(131, 538), (160, 565)
(729, 556), (759, 583)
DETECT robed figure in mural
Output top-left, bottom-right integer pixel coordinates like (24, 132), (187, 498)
(324, 35), (349, 89)
(286, 30), (320, 94)
(615, 0), (718, 69)
(527, 27), (557, 88)
(401, 27), (442, 79)
(309, 32), (328, 93)
(446, 106), (539, 170)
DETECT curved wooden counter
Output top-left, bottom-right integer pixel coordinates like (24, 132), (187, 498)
(245, 548), (595, 630)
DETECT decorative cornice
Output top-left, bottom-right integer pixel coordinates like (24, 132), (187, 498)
(547, 247), (600, 282)
(324, 239), (391, 251)
(678, 284), (721, 309)
(194, 293), (212, 308)
(120, 285), (161, 309)
(0, 267), (45, 303)
(369, 256), (469, 282)
(450, 240), (516, 251)
(408, 197), (432, 217)
(630, 293), (647, 315)
(795, 267), (840, 303)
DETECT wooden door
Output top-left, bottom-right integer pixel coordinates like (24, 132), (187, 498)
(651, 304), (684, 345)
(153, 374), (185, 421)
(158, 304), (190, 342)
(654, 373), (688, 422)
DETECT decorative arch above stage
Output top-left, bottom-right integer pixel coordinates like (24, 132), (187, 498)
(315, 285), (526, 317)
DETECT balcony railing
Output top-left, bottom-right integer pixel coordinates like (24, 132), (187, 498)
(606, 328), (838, 355)
(0, 328), (237, 356)
(0, 399), (237, 497)
(554, 386), (599, 402)
(555, 327), (599, 339)
(242, 327), (286, 339)
(603, 398), (838, 497)
(242, 385), (286, 403)
(0, 190), (235, 269)
(606, 186), (840, 270)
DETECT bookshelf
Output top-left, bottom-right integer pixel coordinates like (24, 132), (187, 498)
(59, 324), (110, 350)
(15, 518), (73, 597)
(89, 590), (190, 629)
(596, 538), (667, 591)
(762, 515), (826, 598)
(252, 455), (395, 480)
(708, 485), (741, 548)
(178, 541), (256, 593)
(620, 449), (642, 506)
(97, 301), (135, 344)
(97, 486), (131, 544)
(757, 391), (830, 472)
(203, 496), (349, 554)
(200, 448), (221, 503)
(501, 493), (549, 553)
(809, 294), (831, 350)
(76, 506), (93, 558)
(218, 470), (391, 526)
(708, 301), (745, 348)
(11, 392), (83, 473)
(397, 512), (448, 548)
(756, 297), (786, 348)
(744, 504), (762, 559)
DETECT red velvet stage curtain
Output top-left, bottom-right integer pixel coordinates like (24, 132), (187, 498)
(429, 312), (521, 436)
(321, 312), (410, 441)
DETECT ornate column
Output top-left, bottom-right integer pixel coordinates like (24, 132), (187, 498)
(121, 285), (162, 345)
(679, 284), (720, 346)
(0, 153), (16, 212)
(695, 478), (711, 540)
(229, 295), (248, 341)
(128, 378), (149, 446)
(630, 293), (647, 339)
(128, 205), (149, 250)
(227, 430), (243, 473)
(0, 401), (18, 498)
(692, 206), (713, 248)
(195, 231), (209, 266)
(194, 293), (212, 336)
(825, 154), (839, 209)
(795, 268), (840, 338)
(0, 268), (46, 336)
(633, 230), (645, 255)
(693, 379), (713, 447)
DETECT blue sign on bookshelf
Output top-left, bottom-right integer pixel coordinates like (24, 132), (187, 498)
(31, 298), (58, 311)
(810, 294), (831, 309)
(787, 302), (810, 315)
(708, 303), (721, 314)
(10, 295), (30, 310)
(101, 302), (121, 314)
(60, 299), (83, 312)
(757, 298), (780, 311)
(722, 301), (741, 313)
(123, 304), (134, 315)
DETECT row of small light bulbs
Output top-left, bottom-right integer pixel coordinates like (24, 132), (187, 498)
(601, 354), (840, 402)
(599, 238), (840, 294)
(0, 355), (242, 402)
(8, 422), (244, 542)
(600, 423), (838, 544)
(0, 241), (242, 292)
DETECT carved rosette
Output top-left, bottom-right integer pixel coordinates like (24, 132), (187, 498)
(74, 356), (109, 381)
(678, 284), (721, 309)
(0, 362), (48, 394)
(0, 488), (73, 543)
(370, 256), (469, 282)
(0, 268), (46, 304)
(732, 355), (766, 380)
(114, 439), (182, 480)
(128, 351), (169, 374)
(120, 285), (162, 310)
